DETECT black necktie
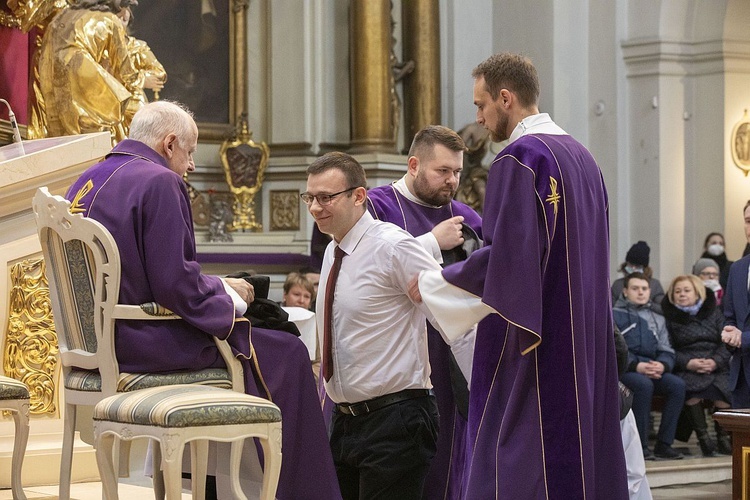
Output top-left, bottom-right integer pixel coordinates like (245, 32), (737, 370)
(323, 246), (346, 382)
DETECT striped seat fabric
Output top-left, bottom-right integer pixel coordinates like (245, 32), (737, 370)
(0, 376), (30, 401)
(64, 367), (233, 392)
(93, 385), (281, 428)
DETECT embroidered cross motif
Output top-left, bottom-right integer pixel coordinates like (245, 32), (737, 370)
(70, 179), (93, 214)
(545, 177), (560, 216)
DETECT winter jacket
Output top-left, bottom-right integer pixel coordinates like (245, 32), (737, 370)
(613, 296), (675, 372)
(661, 290), (731, 401)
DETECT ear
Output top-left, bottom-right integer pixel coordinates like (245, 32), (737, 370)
(499, 88), (512, 109)
(162, 133), (178, 158)
(407, 155), (420, 177)
(353, 186), (368, 207)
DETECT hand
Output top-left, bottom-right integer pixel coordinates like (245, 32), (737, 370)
(722, 326), (742, 348)
(636, 361), (662, 379)
(407, 275), (422, 304)
(686, 359), (703, 372)
(224, 277), (255, 305)
(431, 216), (465, 250)
(144, 73), (165, 91)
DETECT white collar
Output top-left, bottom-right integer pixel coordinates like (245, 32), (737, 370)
(392, 176), (444, 208)
(508, 113), (567, 145)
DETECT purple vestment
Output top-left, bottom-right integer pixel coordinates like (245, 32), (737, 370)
(368, 184), (482, 500)
(66, 140), (341, 500)
(441, 133), (628, 499)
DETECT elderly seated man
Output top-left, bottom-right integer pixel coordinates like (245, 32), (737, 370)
(65, 100), (341, 500)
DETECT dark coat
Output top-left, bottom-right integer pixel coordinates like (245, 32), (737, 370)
(662, 289), (731, 401)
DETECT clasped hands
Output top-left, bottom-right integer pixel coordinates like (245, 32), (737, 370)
(685, 358), (717, 374)
(636, 360), (665, 379)
(722, 325), (742, 349)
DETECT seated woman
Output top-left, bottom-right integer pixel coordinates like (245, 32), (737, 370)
(612, 241), (665, 314)
(699, 232), (732, 289)
(281, 272), (314, 309)
(692, 258), (723, 305)
(614, 272), (686, 460)
(662, 275), (732, 456)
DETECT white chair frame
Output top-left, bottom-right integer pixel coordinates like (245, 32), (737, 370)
(32, 187), (249, 499)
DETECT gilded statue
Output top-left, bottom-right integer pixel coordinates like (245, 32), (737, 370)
(7, 0), (68, 139)
(118, 6), (166, 133)
(37, 0), (142, 143)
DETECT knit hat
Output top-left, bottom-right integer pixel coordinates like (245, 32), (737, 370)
(625, 241), (650, 267)
(692, 258), (719, 276)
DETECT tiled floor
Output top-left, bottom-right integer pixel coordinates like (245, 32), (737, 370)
(0, 477), (733, 500)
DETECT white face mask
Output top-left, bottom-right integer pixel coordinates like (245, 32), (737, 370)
(624, 265), (643, 275)
(703, 279), (721, 292)
(707, 244), (724, 257)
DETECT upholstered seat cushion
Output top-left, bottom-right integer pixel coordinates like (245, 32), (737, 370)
(93, 385), (282, 428)
(65, 367), (233, 392)
(0, 376), (29, 400)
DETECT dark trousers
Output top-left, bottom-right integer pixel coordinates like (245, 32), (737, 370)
(732, 370), (750, 408)
(621, 371), (686, 450)
(330, 394), (439, 500)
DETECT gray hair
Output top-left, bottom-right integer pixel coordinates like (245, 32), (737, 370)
(128, 101), (196, 150)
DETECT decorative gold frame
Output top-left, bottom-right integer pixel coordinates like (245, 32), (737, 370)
(133, 0), (249, 142)
(732, 109), (750, 176)
(219, 114), (269, 231)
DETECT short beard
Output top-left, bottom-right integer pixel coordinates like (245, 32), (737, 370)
(413, 171), (455, 206)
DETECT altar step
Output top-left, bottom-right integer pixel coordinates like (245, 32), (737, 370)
(646, 441), (731, 488)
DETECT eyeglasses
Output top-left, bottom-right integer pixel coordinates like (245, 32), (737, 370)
(300, 187), (356, 206)
(699, 271), (719, 279)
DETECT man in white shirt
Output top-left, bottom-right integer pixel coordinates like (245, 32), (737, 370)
(304, 151), (441, 500)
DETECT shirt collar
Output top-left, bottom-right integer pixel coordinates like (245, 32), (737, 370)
(337, 210), (375, 256)
(507, 113), (567, 144)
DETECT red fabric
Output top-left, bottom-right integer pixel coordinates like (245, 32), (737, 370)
(322, 245), (346, 382)
(0, 25), (29, 123)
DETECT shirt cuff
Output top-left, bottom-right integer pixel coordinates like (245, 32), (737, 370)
(221, 278), (248, 316)
(416, 232), (443, 264)
(418, 269), (492, 342)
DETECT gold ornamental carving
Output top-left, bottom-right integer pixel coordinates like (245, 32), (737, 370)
(4, 258), (58, 415)
(732, 109), (750, 176)
(220, 113), (269, 232)
(270, 190), (301, 231)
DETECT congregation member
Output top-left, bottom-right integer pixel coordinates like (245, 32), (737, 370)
(662, 275), (731, 456)
(612, 241), (666, 313)
(410, 52), (628, 498)
(305, 152), (440, 499)
(692, 258), (724, 305)
(699, 232), (732, 288)
(65, 101), (341, 500)
(365, 124), (482, 499)
(281, 272), (314, 309)
(614, 273), (686, 460)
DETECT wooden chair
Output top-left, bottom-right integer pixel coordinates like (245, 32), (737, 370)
(32, 187), (252, 499)
(0, 376), (30, 500)
(94, 384), (282, 500)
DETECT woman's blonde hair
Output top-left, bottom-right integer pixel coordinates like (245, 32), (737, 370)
(666, 274), (706, 305)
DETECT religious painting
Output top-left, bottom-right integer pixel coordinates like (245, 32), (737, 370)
(731, 110), (750, 176)
(130, 0), (240, 141)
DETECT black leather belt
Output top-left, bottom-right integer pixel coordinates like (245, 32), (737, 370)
(335, 389), (432, 417)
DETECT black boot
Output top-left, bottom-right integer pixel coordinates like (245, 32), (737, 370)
(715, 420), (732, 455)
(685, 404), (716, 457)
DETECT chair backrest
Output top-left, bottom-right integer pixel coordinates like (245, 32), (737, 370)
(32, 187), (121, 395)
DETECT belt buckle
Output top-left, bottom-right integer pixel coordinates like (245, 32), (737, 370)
(350, 401), (369, 417)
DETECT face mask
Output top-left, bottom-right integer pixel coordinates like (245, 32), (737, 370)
(707, 244), (724, 257)
(624, 265), (643, 275)
(703, 279), (721, 292)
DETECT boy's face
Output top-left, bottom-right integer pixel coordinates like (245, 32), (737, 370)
(623, 278), (651, 305)
(284, 284), (312, 309)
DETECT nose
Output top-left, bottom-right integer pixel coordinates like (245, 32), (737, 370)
(476, 109), (483, 125)
(308, 198), (322, 214)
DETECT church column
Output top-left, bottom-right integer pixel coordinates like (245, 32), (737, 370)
(401, 0), (440, 150)
(349, 0), (395, 153)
